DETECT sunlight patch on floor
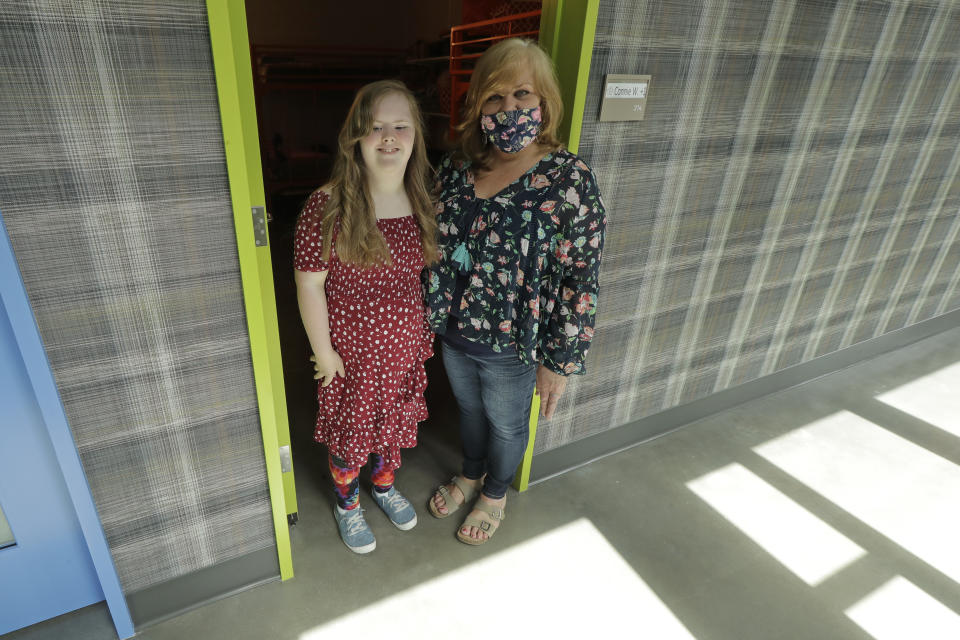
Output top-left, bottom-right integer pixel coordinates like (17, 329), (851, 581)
(298, 518), (696, 640)
(846, 576), (960, 640)
(754, 411), (960, 584)
(688, 462), (865, 585)
(876, 360), (960, 438)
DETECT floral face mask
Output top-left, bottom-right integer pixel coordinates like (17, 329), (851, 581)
(480, 106), (542, 153)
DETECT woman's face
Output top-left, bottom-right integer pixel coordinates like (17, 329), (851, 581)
(480, 73), (540, 116)
(359, 91), (416, 174)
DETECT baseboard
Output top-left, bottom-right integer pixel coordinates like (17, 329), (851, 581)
(127, 545), (280, 629)
(529, 308), (960, 484)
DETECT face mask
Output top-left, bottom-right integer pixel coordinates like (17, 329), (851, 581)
(480, 106), (542, 153)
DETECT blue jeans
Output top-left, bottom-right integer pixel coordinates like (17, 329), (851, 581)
(441, 342), (537, 499)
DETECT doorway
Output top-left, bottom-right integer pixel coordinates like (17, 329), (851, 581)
(243, 1), (544, 508)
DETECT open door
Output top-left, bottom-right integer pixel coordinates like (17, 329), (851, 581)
(1, 2), (296, 629)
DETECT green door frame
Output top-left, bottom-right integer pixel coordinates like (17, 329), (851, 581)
(540, 0), (600, 155)
(206, 0), (296, 581)
(513, 0), (600, 492)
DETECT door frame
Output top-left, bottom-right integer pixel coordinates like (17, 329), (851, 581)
(206, 0), (296, 581)
(0, 215), (135, 640)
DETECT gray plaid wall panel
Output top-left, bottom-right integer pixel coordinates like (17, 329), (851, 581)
(0, 1), (274, 593)
(537, 0), (960, 452)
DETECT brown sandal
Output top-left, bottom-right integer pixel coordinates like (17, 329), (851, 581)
(456, 500), (505, 545)
(428, 476), (479, 519)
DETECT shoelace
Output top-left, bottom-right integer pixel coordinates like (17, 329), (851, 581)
(342, 508), (369, 536)
(378, 490), (408, 513)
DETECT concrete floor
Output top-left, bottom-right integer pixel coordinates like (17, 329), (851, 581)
(9, 325), (960, 640)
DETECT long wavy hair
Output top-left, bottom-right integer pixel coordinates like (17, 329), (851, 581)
(314, 80), (437, 267)
(457, 38), (564, 171)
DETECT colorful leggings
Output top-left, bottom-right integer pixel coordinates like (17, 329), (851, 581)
(329, 453), (396, 510)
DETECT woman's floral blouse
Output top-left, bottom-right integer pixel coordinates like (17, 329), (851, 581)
(425, 149), (607, 376)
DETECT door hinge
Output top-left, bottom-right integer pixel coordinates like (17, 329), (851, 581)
(252, 206), (267, 246)
(278, 445), (292, 473)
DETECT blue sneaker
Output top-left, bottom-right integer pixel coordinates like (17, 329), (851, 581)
(333, 505), (376, 554)
(371, 487), (418, 530)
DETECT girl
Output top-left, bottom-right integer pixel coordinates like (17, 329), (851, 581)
(294, 80), (437, 554)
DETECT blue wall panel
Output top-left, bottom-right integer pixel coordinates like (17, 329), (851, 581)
(0, 295), (104, 633)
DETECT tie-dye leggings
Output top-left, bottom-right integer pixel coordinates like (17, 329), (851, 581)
(328, 453), (396, 510)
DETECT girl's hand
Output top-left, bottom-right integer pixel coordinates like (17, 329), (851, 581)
(310, 350), (345, 387)
(536, 365), (568, 419)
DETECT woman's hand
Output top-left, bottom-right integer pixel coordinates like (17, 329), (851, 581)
(310, 349), (345, 387)
(536, 365), (568, 419)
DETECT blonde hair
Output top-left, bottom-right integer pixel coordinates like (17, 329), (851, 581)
(457, 38), (564, 170)
(314, 80), (438, 267)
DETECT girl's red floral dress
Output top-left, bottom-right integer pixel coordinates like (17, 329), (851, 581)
(293, 190), (432, 469)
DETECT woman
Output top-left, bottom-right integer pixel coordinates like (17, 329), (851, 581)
(295, 80), (437, 553)
(426, 38), (606, 545)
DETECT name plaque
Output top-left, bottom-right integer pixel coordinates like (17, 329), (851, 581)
(599, 74), (651, 122)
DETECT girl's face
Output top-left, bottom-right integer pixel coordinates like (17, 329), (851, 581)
(359, 92), (416, 175)
(480, 73), (540, 116)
